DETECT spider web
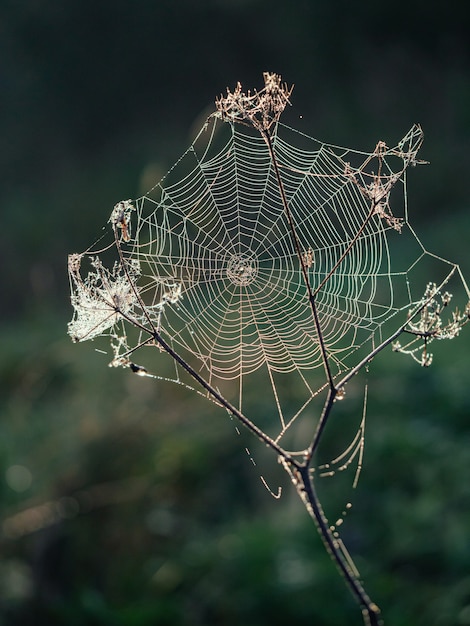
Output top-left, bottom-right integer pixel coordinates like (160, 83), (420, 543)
(69, 114), (468, 444)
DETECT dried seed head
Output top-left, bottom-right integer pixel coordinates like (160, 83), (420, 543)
(68, 257), (140, 343)
(215, 72), (293, 131)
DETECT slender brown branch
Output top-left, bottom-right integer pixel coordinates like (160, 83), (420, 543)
(304, 387), (337, 466)
(261, 123), (384, 625)
(280, 460), (382, 626)
(304, 320), (421, 466)
(113, 227), (157, 333)
(313, 203), (376, 297)
(261, 128), (335, 390)
(150, 329), (298, 464)
(313, 150), (388, 297)
(115, 299), (298, 465)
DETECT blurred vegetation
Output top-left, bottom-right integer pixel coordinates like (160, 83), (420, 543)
(1, 1), (470, 625)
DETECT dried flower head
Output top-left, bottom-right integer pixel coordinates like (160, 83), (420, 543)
(68, 255), (140, 342)
(344, 145), (403, 232)
(391, 123), (427, 166)
(394, 282), (470, 366)
(215, 72), (293, 132)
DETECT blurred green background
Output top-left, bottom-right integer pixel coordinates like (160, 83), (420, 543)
(1, 1), (470, 624)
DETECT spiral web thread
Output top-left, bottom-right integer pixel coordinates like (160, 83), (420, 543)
(68, 114), (469, 444)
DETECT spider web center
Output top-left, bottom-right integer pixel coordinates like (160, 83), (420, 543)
(226, 252), (258, 286)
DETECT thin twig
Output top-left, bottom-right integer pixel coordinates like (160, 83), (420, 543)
(262, 124), (383, 625)
(114, 299), (298, 465)
(281, 460), (382, 626)
(150, 329), (298, 464)
(261, 128), (335, 390)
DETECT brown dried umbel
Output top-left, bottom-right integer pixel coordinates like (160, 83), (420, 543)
(215, 72), (293, 132)
(393, 283), (470, 366)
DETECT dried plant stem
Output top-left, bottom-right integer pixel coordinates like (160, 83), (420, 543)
(261, 128), (335, 391)
(144, 324), (298, 465)
(261, 126), (383, 626)
(281, 459), (382, 626)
